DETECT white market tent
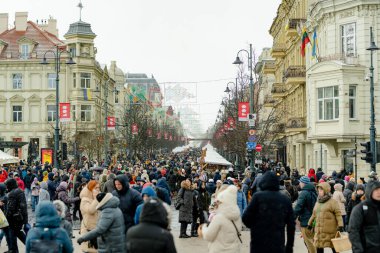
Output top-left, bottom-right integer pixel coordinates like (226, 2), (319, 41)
(0, 150), (20, 165)
(202, 144), (232, 166)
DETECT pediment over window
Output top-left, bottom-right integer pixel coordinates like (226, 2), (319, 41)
(45, 94), (56, 101)
(28, 94), (41, 102)
(17, 36), (38, 45)
(10, 94), (25, 102)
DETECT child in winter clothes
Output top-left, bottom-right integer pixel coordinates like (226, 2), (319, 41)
(53, 200), (73, 239)
(31, 178), (40, 211)
(333, 183), (346, 225)
(38, 182), (50, 202)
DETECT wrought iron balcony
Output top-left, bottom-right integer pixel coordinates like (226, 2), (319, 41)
(286, 117), (306, 131)
(271, 83), (286, 98)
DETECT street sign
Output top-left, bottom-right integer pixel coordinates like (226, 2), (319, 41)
(256, 144), (262, 152)
(248, 129), (256, 135)
(255, 159), (263, 164)
(248, 114), (256, 127)
(248, 135), (257, 142)
(246, 142), (256, 150)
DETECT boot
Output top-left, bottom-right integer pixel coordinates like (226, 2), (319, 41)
(179, 222), (190, 238)
(191, 222), (198, 237)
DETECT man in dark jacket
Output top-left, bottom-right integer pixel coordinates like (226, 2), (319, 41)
(242, 171), (295, 253)
(127, 198), (177, 253)
(293, 176), (317, 253)
(23, 169), (34, 202)
(348, 180), (380, 253)
(206, 179), (216, 196)
(112, 174), (143, 233)
(5, 178), (28, 253)
(47, 172), (58, 201)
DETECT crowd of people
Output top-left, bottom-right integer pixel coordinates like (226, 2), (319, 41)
(0, 149), (379, 253)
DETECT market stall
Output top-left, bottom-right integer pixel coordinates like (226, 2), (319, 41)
(0, 150), (20, 165)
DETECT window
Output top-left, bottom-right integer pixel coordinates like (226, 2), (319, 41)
(341, 23), (356, 57)
(73, 73), (77, 88)
(12, 74), (22, 89)
(81, 105), (91, 122)
(20, 44), (29, 59)
(317, 86), (339, 120)
(69, 47), (76, 57)
(349, 86), (356, 119)
(80, 73), (91, 89)
(115, 90), (119, 104)
(47, 105), (56, 122)
(12, 106), (22, 122)
(71, 105), (76, 121)
(48, 73), (56, 89)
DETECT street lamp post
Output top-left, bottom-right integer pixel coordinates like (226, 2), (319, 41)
(366, 27), (379, 172)
(41, 45), (75, 169)
(233, 43), (255, 171)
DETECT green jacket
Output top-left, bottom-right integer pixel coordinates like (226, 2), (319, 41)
(294, 183), (317, 227)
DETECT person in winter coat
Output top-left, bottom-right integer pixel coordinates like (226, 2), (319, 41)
(103, 173), (116, 193)
(134, 186), (157, 225)
(25, 201), (73, 253)
(316, 168), (324, 182)
(0, 168), (8, 183)
(213, 170), (221, 183)
(112, 174), (143, 233)
(127, 198), (177, 253)
(343, 181), (355, 212)
(332, 183), (346, 225)
(346, 184), (365, 224)
(77, 193), (126, 253)
(294, 176), (317, 253)
(157, 178), (171, 194)
(348, 180), (380, 253)
(198, 181), (211, 216)
(53, 200), (73, 239)
(191, 182), (200, 237)
(0, 183), (9, 249)
(30, 178), (40, 211)
(47, 172), (58, 201)
(308, 168), (317, 182)
(242, 171), (295, 253)
(199, 185), (242, 253)
(177, 178), (194, 238)
(79, 180), (100, 253)
(5, 178), (28, 253)
(308, 182), (343, 253)
(38, 181), (50, 202)
(206, 179), (216, 196)
(236, 182), (247, 216)
(13, 173), (25, 190)
(56, 181), (80, 223)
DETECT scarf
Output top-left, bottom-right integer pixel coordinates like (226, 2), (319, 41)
(318, 193), (331, 203)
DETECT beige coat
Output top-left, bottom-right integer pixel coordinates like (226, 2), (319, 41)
(80, 186), (99, 253)
(308, 183), (343, 249)
(332, 185), (346, 216)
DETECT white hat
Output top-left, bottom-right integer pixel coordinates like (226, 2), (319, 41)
(208, 179), (213, 183)
(228, 167), (234, 172)
(216, 185), (238, 204)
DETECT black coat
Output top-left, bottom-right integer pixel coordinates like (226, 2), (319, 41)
(112, 175), (143, 233)
(24, 173), (35, 189)
(177, 181), (194, 223)
(242, 172), (295, 253)
(127, 199), (177, 253)
(5, 181), (28, 228)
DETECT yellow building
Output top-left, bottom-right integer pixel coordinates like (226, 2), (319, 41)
(269, 0), (308, 171)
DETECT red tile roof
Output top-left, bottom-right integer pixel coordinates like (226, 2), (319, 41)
(0, 21), (65, 59)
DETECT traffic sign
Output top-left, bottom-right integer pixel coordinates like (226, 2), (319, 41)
(248, 129), (256, 135)
(246, 142), (256, 150)
(256, 144), (262, 152)
(248, 135), (257, 142)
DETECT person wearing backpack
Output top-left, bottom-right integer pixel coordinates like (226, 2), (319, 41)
(348, 180), (380, 253)
(25, 201), (73, 253)
(294, 176), (317, 253)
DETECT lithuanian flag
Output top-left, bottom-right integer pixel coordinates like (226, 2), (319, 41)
(301, 28), (310, 57)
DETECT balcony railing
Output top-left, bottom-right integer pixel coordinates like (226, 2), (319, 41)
(263, 61), (276, 74)
(271, 43), (287, 58)
(263, 95), (276, 106)
(287, 19), (306, 30)
(283, 66), (306, 85)
(286, 117), (306, 129)
(271, 83), (287, 95)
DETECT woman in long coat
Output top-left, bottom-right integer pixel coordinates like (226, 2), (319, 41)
(308, 182), (343, 253)
(177, 178), (194, 238)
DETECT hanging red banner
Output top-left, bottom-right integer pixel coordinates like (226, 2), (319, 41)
(59, 103), (70, 122)
(224, 123), (229, 131)
(227, 117), (235, 130)
(238, 102), (249, 121)
(157, 132), (161, 139)
(164, 132), (168, 140)
(107, 116), (116, 130)
(147, 128), (153, 137)
(131, 123), (138, 135)
(169, 135), (173, 141)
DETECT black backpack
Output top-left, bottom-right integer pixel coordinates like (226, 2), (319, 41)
(29, 228), (63, 253)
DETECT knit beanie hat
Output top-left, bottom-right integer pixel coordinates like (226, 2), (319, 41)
(96, 192), (107, 202)
(300, 176), (310, 184)
(87, 180), (98, 192)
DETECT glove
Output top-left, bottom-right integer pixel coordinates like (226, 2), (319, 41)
(337, 226), (344, 232)
(77, 237), (84, 245)
(307, 225), (313, 230)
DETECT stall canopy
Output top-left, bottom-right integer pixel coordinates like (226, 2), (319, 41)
(0, 150), (20, 165)
(202, 144), (232, 166)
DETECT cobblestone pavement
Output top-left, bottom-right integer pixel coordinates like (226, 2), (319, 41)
(0, 201), (346, 253)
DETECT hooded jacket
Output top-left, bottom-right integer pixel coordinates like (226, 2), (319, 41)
(349, 181), (380, 253)
(5, 178), (28, 227)
(134, 186), (157, 224)
(177, 179), (194, 223)
(242, 172), (295, 253)
(293, 183), (317, 227)
(57, 181), (79, 222)
(103, 173), (116, 193)
(308, 168), (317, 182)
(79, 194), (126, 253)
(332, 183), (346, 215)
(202, 185), (242, 253)
(53, 200), (73, 239)
(47, 172), (58, 201)
(25, 201), (73, 253)
(112, 174), (143, 232)
(39, 182), (50, 202)
(127, 198), (176, 253)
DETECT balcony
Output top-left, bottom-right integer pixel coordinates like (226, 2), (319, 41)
(317, 53), (359, 65)
(263, 95), (276, 107)
(286, 117), (306, 132)
(262, 61), (276, 74)
(284, 66), (306, 85)
(271, 43), (286, 58)
(271, 83), (286, 98)
(285, 19), (305, 38)
(273, 123), (285, 133)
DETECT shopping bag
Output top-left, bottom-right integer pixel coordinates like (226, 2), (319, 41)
(0, 208), (9, 228)
(331, 231), (352, 252)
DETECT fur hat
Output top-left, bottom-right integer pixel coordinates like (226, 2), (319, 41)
(216, 185), (238, 204)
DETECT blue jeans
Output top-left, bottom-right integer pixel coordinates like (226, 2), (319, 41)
(31, 195), (39, 211)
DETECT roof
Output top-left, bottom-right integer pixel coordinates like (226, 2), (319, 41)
(125, 73), (158, 86)
(64, 20), (96, 38)
(0, 21), (64, 59)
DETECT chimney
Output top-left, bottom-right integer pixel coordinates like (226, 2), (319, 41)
(46, 18), (58, 37)
(15, 12), (28, 32)
(0, 13), (8, 34)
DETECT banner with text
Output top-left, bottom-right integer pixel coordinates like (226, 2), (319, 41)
(238, 102), (249, 121)
(107, 116), (116, 130)
(59, 103), (70, 122)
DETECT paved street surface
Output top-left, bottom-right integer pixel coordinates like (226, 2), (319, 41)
(0, 201), (347, 253)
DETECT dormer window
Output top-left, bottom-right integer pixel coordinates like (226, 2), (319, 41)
(20, 44), (29, 59)
(17, 36), (38, 60)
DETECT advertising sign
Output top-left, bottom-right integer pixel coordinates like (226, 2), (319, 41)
(59, 103), (70, 122)
(107, 116), (116, 130)
(238, 102), (249, 121)
(41, 148), (53, 165)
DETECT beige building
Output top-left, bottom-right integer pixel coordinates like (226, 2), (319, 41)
(0, 12), (119, 162)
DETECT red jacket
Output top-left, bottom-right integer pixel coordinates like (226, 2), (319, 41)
(16, 177), (25, 190)
(0, 170), (8, 183)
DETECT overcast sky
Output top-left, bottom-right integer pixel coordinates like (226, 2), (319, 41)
(3, 0), (281, 133)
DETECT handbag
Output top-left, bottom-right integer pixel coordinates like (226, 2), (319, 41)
(231, 220), (242, 243)
(331, 231), (352, 252)
(0, 209), (9, 228)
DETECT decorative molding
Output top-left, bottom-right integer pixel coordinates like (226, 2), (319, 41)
(9, 94), (25, 102)
(45, 94), (56, 101)
(28, 94), (41, 102)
